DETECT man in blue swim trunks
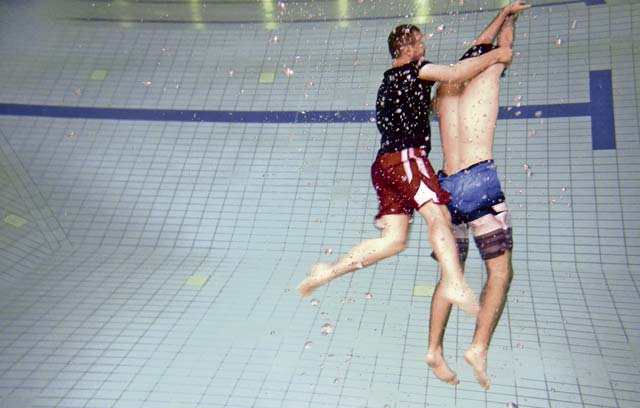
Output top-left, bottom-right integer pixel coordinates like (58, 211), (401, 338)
(426, 1), (530, 389)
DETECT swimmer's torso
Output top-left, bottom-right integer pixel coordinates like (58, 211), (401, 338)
(436, 63), (504, 175)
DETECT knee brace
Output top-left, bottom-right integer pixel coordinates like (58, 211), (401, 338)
(430, 239), (468, 263)
(456, 238), (469, 262)
(474, 229), (509, 260)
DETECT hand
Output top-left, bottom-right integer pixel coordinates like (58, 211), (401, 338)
(495, 47), (513, 64)
(506, 1), (531, 14)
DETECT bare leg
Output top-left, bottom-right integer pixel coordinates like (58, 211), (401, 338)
(418, 202), (479, 317)
(464, 250), (513, 389)
(297, 214), (410, 297)
(426, 271), (459, 385)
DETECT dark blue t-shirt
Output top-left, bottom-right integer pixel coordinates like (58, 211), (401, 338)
(375, 60), (435, 156)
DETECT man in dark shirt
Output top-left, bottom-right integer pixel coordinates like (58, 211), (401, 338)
(297, 24), (512, 319)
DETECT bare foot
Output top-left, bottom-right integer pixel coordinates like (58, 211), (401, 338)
(439, 280), (480, 317)
(297, 263), (335, 297)
(426, 351), (459, 385)
(464, 346), (490, 390)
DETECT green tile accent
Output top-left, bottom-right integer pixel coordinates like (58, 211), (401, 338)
(259, 72), (275, 84)
(3, 213), (28, 228)
(413, 285), (435, 297)
(90, 69), (108, 81)
(185, 275), (209, 288)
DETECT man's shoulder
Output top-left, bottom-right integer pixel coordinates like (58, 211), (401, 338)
(383, 60), (432, 80)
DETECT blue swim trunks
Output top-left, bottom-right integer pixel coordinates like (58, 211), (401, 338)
(438, 160), (505, 225)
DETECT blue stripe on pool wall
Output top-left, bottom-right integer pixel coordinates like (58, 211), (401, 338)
(0, 105), (374, 124)
(0, 70), (616, 150)
(589, 70), (616, 150)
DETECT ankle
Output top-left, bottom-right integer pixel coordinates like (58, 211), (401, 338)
(467, 343), (488, 355)
(426, 345), (443, 358)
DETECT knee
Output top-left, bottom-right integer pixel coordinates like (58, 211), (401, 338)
(486, 254), (513, 284)
(385, 235), (407, 254)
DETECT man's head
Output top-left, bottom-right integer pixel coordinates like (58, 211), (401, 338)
(388, 24), (425, 61)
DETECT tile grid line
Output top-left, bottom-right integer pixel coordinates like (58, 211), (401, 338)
(26, 246), (138, 407)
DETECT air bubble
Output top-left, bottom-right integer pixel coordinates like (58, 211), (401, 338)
(283, 66), (295, 77)
(321, 323), (334, 335)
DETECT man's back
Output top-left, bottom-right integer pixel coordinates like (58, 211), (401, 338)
(435, 62), (505, 175)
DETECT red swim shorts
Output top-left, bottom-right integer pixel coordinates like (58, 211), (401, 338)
(371, 147), (450, 223)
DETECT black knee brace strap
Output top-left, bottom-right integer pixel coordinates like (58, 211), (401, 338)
(474, 229), (508, 260)
(430, 238), (469, 263)
(456, 238), (469, 262)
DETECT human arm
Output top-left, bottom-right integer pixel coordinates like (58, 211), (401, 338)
(475, 1), (530, 45)
(498, 14), (516, 50)
(418, 47), (512, 84)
